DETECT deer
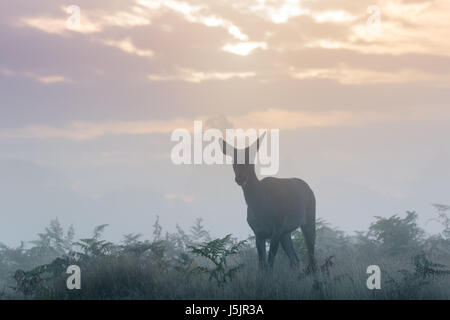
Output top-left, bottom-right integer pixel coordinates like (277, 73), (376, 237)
(220, 132), (316, 272)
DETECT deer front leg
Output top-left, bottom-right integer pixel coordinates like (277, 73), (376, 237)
(255, 236), (268, 271)
(267, 233), (281, 269)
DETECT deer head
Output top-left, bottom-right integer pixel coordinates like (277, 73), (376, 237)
(220, 132), (266, 187)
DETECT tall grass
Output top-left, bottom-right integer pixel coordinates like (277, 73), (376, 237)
(1, 208), (450, 300)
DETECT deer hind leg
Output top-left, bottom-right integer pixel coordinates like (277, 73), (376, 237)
(301, 222), (316, 273)
(281, 233), (299, 268)
(255, 236), (268, 271)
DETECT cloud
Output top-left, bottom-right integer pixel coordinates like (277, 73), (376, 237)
(232, 108), (389, 129)
(12, 0), (450, 58)
(18, 5), (151, 35)
(0, 118), (193, 140)
(3, 0), (450, 129)
(1, 68), (70, 84)
(148, 68), (255, 83)
(288, 64), (450, 86)
(4, 106), (449, 141)
(249, 0), (310, 24)
(35, 75), (68, 84)
(102, 38), (154, 57)
(20, 15), (100, 35)
(138, 0), (249, 40)
(313, 10), (357, 23)
(222, 42), (268, 56)
(303, 0), (450, 56)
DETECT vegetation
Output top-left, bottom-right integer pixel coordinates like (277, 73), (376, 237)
(189, 234), (247, 287)
(1, 206), (450, 300)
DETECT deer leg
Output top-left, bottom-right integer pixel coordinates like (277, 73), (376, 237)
(286, 235), (300, 265)
(255, 236), (268, 271)
(267, 234), (281, 269)
(281, 233), (299, 268)
(301, 223), (316, 273)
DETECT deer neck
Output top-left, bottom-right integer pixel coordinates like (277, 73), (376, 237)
(241, 171), (259, 206)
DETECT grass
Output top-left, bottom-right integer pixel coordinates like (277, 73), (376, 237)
(1, 211), (450, 300)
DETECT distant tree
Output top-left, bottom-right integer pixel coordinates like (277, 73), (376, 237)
(30, 218), (75, 254)
(0, 242), (29, 272)
(368, 211), (424, 255)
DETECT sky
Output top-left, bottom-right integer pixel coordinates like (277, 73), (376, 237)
(1, 0), (449, 246)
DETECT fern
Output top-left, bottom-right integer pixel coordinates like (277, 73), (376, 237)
(189, 234), (246, 287)
(74, 224), (115, 258)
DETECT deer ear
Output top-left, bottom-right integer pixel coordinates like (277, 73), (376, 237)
(219, 138), (235, 157)
(246, 131), (266, 163)
(256, 131), (267, 151)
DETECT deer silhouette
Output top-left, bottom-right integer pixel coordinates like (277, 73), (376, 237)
(221, 133), (316, 271)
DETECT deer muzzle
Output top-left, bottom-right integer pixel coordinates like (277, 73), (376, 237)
(235, 176), (248, 187)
